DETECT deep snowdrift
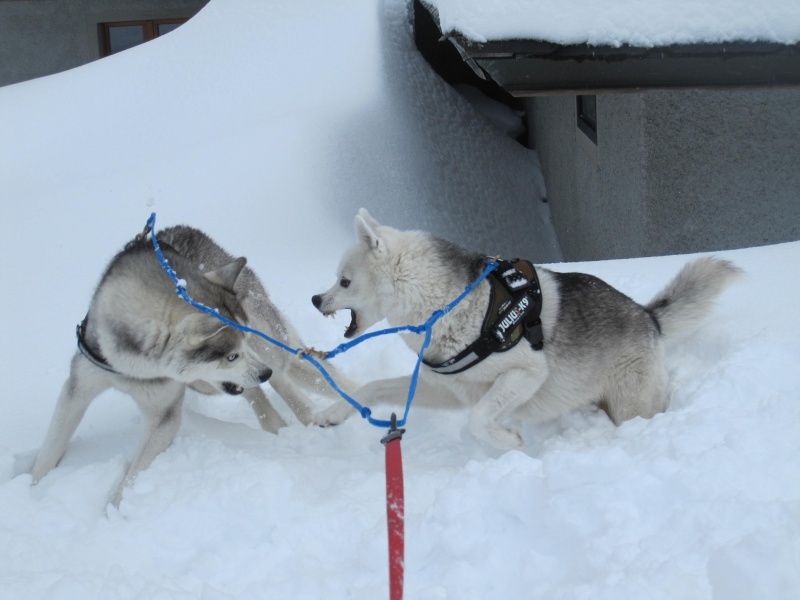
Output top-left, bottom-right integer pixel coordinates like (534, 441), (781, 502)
(0, 1), (798, 599)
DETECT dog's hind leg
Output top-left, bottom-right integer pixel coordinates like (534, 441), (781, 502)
(243, 386), (287, 432)
(602, 352), (669, 425)
(31, 354), (112, 483)
(111, 380), (185, 507)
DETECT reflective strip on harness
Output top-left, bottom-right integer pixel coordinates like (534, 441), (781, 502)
(427, 351), (482, 374)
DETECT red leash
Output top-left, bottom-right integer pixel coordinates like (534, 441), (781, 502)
(381, 414), (405, 600)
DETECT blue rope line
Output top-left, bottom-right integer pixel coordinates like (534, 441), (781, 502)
(145, 213), (497, 428)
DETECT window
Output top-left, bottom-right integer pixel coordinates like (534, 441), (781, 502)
(576, 95), (598, 144)
(100, 19), (187, 57)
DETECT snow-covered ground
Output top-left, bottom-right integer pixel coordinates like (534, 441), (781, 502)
(1, 1), (799, 599)
(426, 0), (800, 46)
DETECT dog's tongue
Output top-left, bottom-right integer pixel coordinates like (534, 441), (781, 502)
(344, 310), (358, 338)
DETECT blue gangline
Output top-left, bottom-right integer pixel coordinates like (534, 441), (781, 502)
(145, 213), (497, 428)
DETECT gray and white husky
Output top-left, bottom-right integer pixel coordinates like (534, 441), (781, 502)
(32, 225), (353, 506)
(311, 209), (742, 450)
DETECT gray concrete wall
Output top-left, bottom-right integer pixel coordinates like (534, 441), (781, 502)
(642, 89), (800, 255)
(528, 93), (649, 260)
(0, 0), (208, 87)
(528, 88), (800, 261)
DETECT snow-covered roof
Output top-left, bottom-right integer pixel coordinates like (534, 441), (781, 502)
(426, 0), (800, 47)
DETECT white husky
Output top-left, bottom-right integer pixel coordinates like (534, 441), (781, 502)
(311, 209), (742, 450)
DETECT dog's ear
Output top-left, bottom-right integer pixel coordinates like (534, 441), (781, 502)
(357, 208), (380, 230)
(355, 211), (386, 257)
(178, 313), (228, 347)
(204, 257), (246, 291)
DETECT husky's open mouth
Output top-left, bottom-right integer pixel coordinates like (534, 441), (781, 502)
(324, 308), (359, 338)
(344, 309), (358, 338)
(222, 382), (244, 395)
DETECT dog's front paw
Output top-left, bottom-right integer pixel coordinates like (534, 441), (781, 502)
(313, 400), (357, 427)
(492, 429), (525, 451)
(471, 422), (525, 451)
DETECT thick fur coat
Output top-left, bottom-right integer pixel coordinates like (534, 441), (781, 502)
(32, 225), (356, 506)
(312, 209), (742, 449)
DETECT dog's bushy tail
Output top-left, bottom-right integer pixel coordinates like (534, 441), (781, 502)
(646, 257), (743, 338)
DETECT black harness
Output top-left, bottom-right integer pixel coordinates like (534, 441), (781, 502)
(423, 259), (544, 375)
(76, 316), (118, 373)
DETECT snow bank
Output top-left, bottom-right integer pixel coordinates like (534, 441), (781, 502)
(2, 242), (799, 599)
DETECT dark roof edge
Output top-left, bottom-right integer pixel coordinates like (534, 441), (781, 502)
(449, 34), (800, 63)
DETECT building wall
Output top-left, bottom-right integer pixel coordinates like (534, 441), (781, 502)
(528, 88), (800, 261)
(0, 0), (209, 88)
(643, 89), (800, 255)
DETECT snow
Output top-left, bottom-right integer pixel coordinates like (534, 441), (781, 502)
(1, 0), (799, 598)
(426, 0), (800, 46)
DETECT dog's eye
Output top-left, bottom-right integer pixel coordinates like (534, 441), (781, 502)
(340, 277), (351, 289)
(227, 353), (239, 362)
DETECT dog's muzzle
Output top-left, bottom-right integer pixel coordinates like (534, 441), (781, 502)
(221, 368), (271, 396)
(311, 295), (359, 338)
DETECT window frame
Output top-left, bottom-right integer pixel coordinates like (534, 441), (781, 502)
(100, 18), (188, 57)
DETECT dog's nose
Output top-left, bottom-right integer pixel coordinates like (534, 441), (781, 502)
(311, 294), (322, 309)
(258, 367), (272, 383)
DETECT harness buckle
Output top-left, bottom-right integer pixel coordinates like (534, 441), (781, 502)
(500, 267), (530, 292)
(523, 318), (544, 351)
